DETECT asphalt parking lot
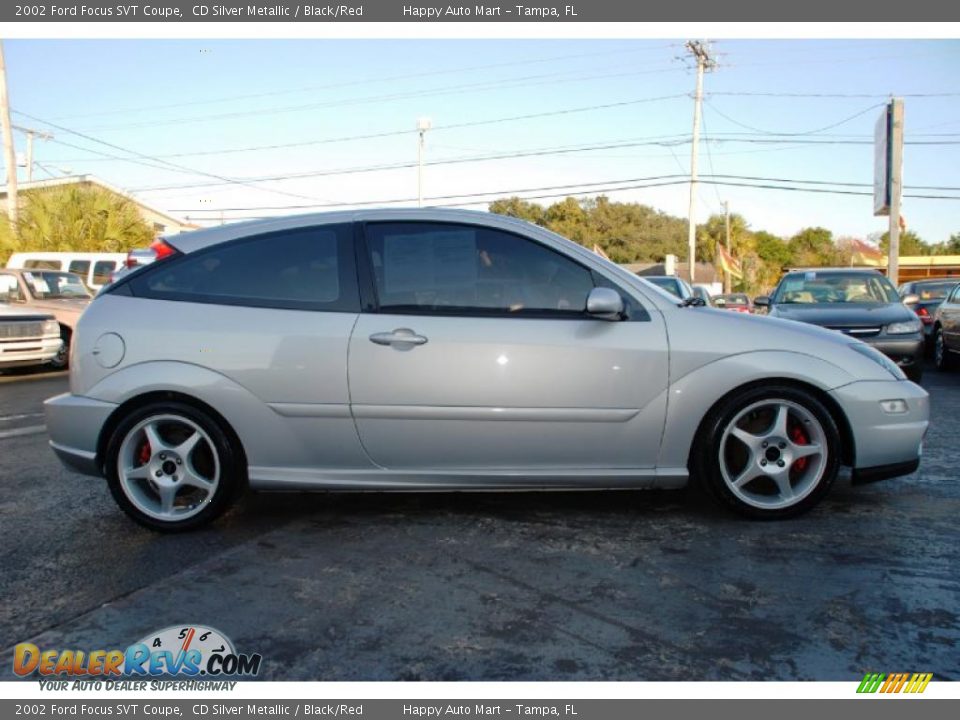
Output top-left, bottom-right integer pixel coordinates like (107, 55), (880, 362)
(1, 366), (958, 681)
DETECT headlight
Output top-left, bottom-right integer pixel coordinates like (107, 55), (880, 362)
(886, 319), (921, 335)
(42, 319), (59, 335)
(849, 342), (905, 379)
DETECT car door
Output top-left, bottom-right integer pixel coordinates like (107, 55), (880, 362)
(124, 223), (368, 471)
(943, 285), (960, 348)
(347, 220), (669, 475)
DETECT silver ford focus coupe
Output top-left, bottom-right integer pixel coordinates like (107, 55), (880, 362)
(45, 209), (929, 531)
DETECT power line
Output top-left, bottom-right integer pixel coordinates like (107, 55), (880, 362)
(51, 43), (680, 122)
(132, 134), (694, 192)
(705, 100), (886, 136)
(73, 64), (687, 133)
(11, 109), (332, 203)
(172, 172), (960, 214)
(33, 92), (690, 172)
(710, 91), (960, 99)
(184, 178), (960, 223)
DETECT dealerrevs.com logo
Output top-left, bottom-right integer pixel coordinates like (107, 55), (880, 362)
(14, 625), (262, 679)
(857, 672), (933, 694)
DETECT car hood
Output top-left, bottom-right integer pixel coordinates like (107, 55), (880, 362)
(769, 302), (913, 326)
(0, 304), (53, 320)
(26, 297), (90, 315)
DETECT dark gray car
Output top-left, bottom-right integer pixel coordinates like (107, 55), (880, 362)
(755, 268), (924, 382)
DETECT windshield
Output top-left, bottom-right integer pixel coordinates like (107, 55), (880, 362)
(911, 281), (958, 301)
(718, 294), (749, 306)
(23, 271), (92, 300)
(645, 277), (683, 298)
(773, 272), (899, 304)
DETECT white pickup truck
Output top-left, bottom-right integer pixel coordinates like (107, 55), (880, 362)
(0, 305), (63, 371)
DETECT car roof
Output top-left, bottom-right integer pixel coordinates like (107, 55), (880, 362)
(783, 267), (883, 274)
(165, 208), (542, 254)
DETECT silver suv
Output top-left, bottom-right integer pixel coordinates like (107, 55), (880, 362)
(45, 209), (928, 531)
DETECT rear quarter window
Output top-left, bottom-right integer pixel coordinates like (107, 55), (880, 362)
(128, 224), (359, 312)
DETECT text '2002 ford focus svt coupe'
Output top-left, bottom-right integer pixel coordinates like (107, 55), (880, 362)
(44, 210), (929, 531)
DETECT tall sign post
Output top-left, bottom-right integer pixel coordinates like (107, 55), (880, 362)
(874, 98), (904, 286)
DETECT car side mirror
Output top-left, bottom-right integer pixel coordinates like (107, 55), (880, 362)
(586, 287), (624, 321)
(714, 297), (726, 307)
(753, 296), (771, 308)
(901, 294), (920, 305)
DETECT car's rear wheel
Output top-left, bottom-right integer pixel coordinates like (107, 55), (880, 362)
(693, 385), (840, 519)
(104, 401), (243, 532)
(934, 327), (955, 371)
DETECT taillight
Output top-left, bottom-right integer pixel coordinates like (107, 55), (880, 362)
(149, 239), (177, 261)
(916, 306), (933, 324)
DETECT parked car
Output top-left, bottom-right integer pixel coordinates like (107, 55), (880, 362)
(7, 252), (126, 292)
(714, 293), (752, 313)
(0, 269), (92, 368)
(932, 282), (960, 371)
(45, 210), (928, 531)
(898, 278), (959, 350)
(754, 268), (924, 382)
(640, 275), (704, 305)
(108, 246), (163, 287)
(691, 284), (713, 306)
(0, 293), (63, 371)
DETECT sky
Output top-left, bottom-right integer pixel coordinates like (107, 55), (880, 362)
(4, 38), (959, 243)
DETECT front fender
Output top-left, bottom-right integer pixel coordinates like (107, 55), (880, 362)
(658, 350), (856, 469)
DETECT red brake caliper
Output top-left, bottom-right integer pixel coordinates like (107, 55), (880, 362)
(790, 423), (809, 472)
(138, 440), (151, 466)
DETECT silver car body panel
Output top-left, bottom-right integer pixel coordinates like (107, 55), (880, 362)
(45, 208), (929, 492)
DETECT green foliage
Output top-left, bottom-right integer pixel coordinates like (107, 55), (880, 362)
(489, 195), (688, 264)
(917, 232), (960, 257)
(788, 227), (837, 267)
(0, 216), (18, 266)
(878, 230), (932, 256)
(12, 185), (155, 259)
(753, 231), (793, 290)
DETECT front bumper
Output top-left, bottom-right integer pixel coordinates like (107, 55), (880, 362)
(830, 379), (928, 476)
(44, 392), (118, 477)
(0, 337), (62, 369)
(864, 334), (924, 370)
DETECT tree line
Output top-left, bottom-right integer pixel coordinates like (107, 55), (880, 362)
(1, 187), (957, 296)
(489, 195), (960, 292)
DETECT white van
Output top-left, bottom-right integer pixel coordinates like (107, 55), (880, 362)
(6, 252), (126, 292)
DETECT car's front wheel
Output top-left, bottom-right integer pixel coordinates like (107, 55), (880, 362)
(104, 401), (244, 532)
(692, 385), (841, 519)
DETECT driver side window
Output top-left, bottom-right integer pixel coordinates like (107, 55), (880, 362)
(364, 222), (596, 318)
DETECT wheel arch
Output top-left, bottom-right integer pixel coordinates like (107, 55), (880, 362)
(96, 390), (249, 478)
(686, 377), (856, 472)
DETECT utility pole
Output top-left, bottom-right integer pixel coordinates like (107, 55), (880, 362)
(722, 200), (732, 293)
(416, 117), (432, 208)
(886, 98), (904, 287)
(0, 41), (18, 225)
(685, 40), (716, 284)
(13, 126), (52, 182)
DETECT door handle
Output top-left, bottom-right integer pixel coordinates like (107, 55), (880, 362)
(369, 328), (429, 347)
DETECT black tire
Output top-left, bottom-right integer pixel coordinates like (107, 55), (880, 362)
(905, 365), (923, 383)
(934, 327), (956, 371)
(691, 384), (841, 520)
(49, 326), (70, 369)
(104, 401), (245, 532)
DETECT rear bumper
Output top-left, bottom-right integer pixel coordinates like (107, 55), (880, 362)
(830, 379), (928, 473)
(851, 458), (921, 485)
(44, 392), (117, 477)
